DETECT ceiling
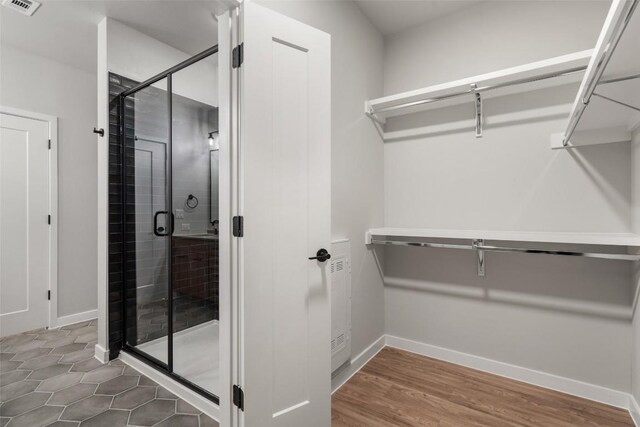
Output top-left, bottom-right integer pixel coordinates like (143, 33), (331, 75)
(1, 0), (483, 74)
(355, 0), (482, 35)
(0, 1), (219, 73)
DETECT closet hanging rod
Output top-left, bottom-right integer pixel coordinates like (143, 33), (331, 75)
(369, 66), (587, 116)
(370, 238), (640, 262)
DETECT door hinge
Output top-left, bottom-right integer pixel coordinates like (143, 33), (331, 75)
(48, 215), (51, 225)
(233, 385), (244, 411)
(233, 216), (244, 237)
(47, 290), (51, 300)
(48, 139), (51, 149)
(232, 43), (244, 69)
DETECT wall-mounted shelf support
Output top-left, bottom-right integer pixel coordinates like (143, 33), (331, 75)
(470, 84), (483, 138)
(592, 92), (640, 112)
(473, 239), (485, 276)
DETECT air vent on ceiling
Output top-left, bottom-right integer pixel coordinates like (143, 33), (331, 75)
(2, 0), (41, 16)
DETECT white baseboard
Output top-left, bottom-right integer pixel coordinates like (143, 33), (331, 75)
(331, 335), (385, 394)
(386, 335), (631, 410)
(94, 344), (109, 364)
(55, 309), (98, 328)
(120, 351), (219, 421)
(630, 394), (640, 427)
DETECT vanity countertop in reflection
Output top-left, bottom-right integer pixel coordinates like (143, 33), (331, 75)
(173, 233), (219, 241)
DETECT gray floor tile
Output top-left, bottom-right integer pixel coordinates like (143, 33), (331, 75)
(19, 355), (62, 371)
(155, 413), (199, 427)
(94, 376), (137, 396)
(78, 409), (129, 427)
(28, 363), (72, 380)
(70, 358), (102, 373)
(0, 381), (39, 403)
(0, 371), (30, 388)
(59, 350), (93, 364)
(121, 366), (139, 377)
(51, 344), (86, 356)
(175, 399), (201, 415)
(48, 384), (97, 406)
(11, 348), (51, 362)
(5, 340), (46, 354)
(111, 387), (155, 410)
(137, 376), (158, 387)
(45, 422), (80, 427)
(37, 372), (83, 392)
(36, 330), (70, 341)
(61, 322), (91, 331)
(128, 399), (176, 426)
(60, 395), (112, 422)
(74, 333), (97, 344)
(81, 366), (122, 384)
(41, 337), (75, 350)
(68, 327), (94, 339)
(4, 404), (63, 427)
(155, 388), (177, 399)
(1, 321), (212, 427)
(0, 362), (21, 374)
(199, 414), (219, 427)
(0, 391), (51, 417)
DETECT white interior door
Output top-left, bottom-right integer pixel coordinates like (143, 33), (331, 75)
(0, 112), (50, 336)
(238, 1), (331, 426)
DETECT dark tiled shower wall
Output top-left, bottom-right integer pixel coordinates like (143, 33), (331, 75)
(108, 73), (138, 359)
(173, 237), (219, 326)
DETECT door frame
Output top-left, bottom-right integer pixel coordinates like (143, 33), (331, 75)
(0, 105), (58, 332)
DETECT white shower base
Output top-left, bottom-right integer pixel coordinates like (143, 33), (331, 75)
(138, 320), (219, 396)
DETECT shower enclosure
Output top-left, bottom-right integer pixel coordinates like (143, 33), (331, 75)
(116, 46), (220, 402)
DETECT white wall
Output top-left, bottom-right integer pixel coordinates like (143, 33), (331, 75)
(107, 18), (217, 106)
(631, 128), (640, 404)
(381, 1), (635, 393)
(255, 0), (386, 362)
(0, 46), (98, 319)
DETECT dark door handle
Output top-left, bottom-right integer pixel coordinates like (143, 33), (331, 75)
(153, 211), (174, 236)
(309, 248), (331, 262)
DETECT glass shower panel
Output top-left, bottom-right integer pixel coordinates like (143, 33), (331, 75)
(122, 78), (171, 365)
(170, 60), (219, 395)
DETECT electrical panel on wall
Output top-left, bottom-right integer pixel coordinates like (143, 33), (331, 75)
(331, 239), (352, 373)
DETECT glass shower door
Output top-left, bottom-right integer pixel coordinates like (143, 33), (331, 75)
(122, 78), (171, 366)
(119, 48), (220, 401)
(169, 60), (219, 395)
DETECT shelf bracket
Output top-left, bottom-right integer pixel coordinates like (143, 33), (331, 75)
(471, 84), (483, 138)
(473, 239), (485, 277)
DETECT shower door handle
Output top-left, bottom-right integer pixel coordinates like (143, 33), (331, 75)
(153, 211), (173, 236)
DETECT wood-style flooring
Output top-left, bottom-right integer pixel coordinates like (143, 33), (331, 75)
(331, 347), (633, 427)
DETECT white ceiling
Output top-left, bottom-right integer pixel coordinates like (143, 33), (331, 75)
(0, 1), (219, 74)
(1, 0), (483, 74)
(355, 0), (482, 35)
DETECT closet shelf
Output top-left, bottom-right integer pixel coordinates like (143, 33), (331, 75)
(557, 0), (640, 149)
(365, 227), (640, 246)
(366, 228), (640, 276)
(365, 50), (592, 140)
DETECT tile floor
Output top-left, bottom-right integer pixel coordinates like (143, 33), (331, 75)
(0, 320), (219, 427)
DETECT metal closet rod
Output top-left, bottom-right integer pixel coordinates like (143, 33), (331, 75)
(369, 66), (587, 116)
(370, 238), (640, 262)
